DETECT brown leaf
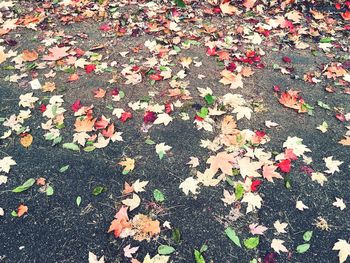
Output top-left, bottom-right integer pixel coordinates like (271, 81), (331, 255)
(22, 50), (38, 62)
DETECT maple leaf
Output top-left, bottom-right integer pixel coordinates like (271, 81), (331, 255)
(296, 200), (309, 211)
(42, 82), (56, 92)
(0, 156), (16, 173)
(179, 57), (192, 68)
(196, 168), (222, 187)
(232, 106), (252, 120)
(220, 1), (238, 15)
(278, 90), (307, 113)
(95, 116), (109, 130)
(276, 159), (291, 173)
(108, 206), (131, 238)
(271, 239), (288, 254)
(237, 157), (262, 178)
(132, 179), (148, 193)
(120, 112), (132, 122)
(17, 204), (28, 217)
(262, 165), (283, 182)
(241, 192), (263, 213)
(123, 245), (139, 258)
(207, 151), (235, 175)
(118, 158), (135, 174)
(179, 177), (200, 195)
(142, 253), (169, 263)
(88, 252), (105, 263)
(22, 49), (38, 62)
(102, 124), (115, 138)
(74, 117), (96, 132)
(323, 156), (343, 174)
(122, 194), (141, 211)
(221, 189), (236, 205)
(132, 214), (161, 241)
(0, 175), (8, 185)
(155, 143), (172, 159)
(243, 0), (257, 9)
(333, 198), (346, 210)
(187, 157), (199, 168)
(219, 70), (243, 89)
(153, 113), (173, 126)
(311, 172), (327, 186)
(19, 92), (39, 108)
(249, 223), (268, 235)
(274, 220), (288, 233)
(283, 136), (311, 157)
(333, 239), (350, 263)
(93, 88), (106, 98)
(42, 46), (70, 61)
(339, 136), (350, 146)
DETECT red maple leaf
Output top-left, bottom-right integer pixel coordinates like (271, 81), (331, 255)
(71, 99), (82, 112)
(84, 64), (96, 74)
(120, 112), (132, 122)
(276, 159), (291, 173)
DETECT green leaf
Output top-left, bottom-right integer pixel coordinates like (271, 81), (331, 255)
(225, 227), (241, 247)
(317, 101), (331, 110)
(76, 196), (82, 206)
(62, 143), (80, 151)
(320, 37), (332, 43)
(46, 185), (54, 196)
(12, 178), (35, 193)
(174, 0), (186, 8)
(244, 237), (259, 249)
(296, 243), (310, 253)
(84, 146), (96, 152)
(204, 94), (215, 105)
(197, 107), (209, 118)
(235, 184), (244, 200)
(172, 228), (181, 244)
(158, 151), (165, 160)
(303, 231), (313, 242)
(153, 189), (165, 202)
(200, 244), (208, 253)
(145, 139), (156, 145)
(92, 186), (105, 196)
(194, 249), (205, 263)
(59, 165), (69, 173)
(158, 245), (175, 255)
(11, 210), (18, 217)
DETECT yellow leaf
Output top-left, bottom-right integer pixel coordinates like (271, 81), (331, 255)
(20, 134), (33, 148)
(118, 158), (135, 173)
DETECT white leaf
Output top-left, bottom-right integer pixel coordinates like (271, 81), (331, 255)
(132, 179), (149, 193)
(232, 106), (252, 120)
(241, 192), (263, 213)
(0, 156), (16, 173)
(88, 252), (105, 263)
(154, 113), (172, 126)
(122, 194), (141, 211)
(333, 198), (346, 210)
(179, 177), (200, 196)
(274, 220), (288, 233)
(324, 156), (343, 174)
(271, 239), (288, 254)
(296, 200), (309, 211)
(333, 239), (350, 263)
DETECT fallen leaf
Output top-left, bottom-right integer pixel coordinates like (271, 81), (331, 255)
(271, 239), (288, 254)
(20, 134), (33, 148)
(122, 194), (141, 211)
(179, 177), (200, 196)
(274, 220), (288, 233)
(333, 198), (346, 210)
(88, 252), (105, 263)
(123, 245), (139, 258)
(118, 158), (135, 174)
(17, 204), (28, 217)
(333, 239), (350, 263)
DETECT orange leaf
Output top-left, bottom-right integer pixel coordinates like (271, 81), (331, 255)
(20, 134), (33, 148)
(74, 117), (96, 132)
(122, 182), (134, 195)
(68, 73), (79, 82)
(93, 88), (106, 98)
(207, 151), (235, 175)
(339, 136), (350, 146)
(22, 50), (38, 62)
(17, 204), (28, 217)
